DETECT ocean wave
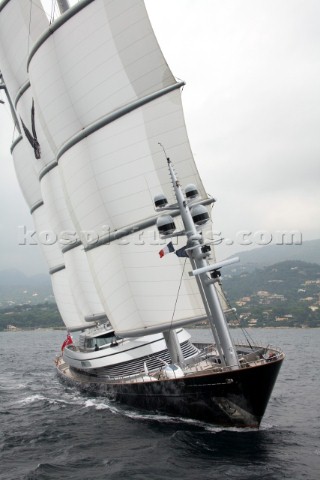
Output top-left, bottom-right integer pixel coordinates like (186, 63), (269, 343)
(82, 398), (119, 413)
(119, 408), (267, 433)
(13, 393), (97, 408)
(118, 408), (227, 432)
(16, 394), (46, 405)
(22, 462), (70, 479)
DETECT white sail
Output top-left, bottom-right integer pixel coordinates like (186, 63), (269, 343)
(34, 238), (86, 333)
(28, 0), (179, 152)
(57, 90), (205, 233)
(0, 0), (48, 101)
(31, 202), (65, 271)
(26, 0), (211, 335)
(63, 245), (109, 322)
(11, 136), (41, 212)
(11, 140), (84, 330)
(13, 81), (105, 326)
(11, 134), (60, 270)
(10, 136), (84, 331)
(86, 224), (206, 336)
(38, 146), (107, 323)
(15, 89), (106, 327)
(50, 268), (87, 332)
(0, 0), (100, 331)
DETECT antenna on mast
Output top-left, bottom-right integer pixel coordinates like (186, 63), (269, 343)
(158, 142), (170, 163)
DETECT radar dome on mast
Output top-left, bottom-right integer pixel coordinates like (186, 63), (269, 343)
(190, 205), (209, 226)
(154, 193), (168, 209)
(156, 215), (176, 235)
(185, 183), (199, 200)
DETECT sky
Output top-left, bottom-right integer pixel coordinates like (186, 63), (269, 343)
(0, 0), (319, 275)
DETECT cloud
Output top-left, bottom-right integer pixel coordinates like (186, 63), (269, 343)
(146, 0), (320, 257)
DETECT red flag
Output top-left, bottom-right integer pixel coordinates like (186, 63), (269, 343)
(61, 333), (73, 352)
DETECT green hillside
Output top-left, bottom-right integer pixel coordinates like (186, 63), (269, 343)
(1, 256), (319, 330)
(0, 303), (63, 331)
(222, 260), (320, 328)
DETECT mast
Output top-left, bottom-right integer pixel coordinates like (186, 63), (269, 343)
(163, 154), (239, 369)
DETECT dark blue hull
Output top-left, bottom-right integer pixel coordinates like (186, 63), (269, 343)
(56, 355), (284, 427)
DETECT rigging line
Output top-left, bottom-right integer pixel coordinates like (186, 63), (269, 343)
(169, 257), (188, 332)
(50, 1), (55, 23)
(218, 284), (254, 349)
(222, 283), (256, 348)
(28, 1), (33, 56)
(241, 323), (255, 348)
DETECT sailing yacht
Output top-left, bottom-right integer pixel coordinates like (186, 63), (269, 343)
(0, 0), (284, 427)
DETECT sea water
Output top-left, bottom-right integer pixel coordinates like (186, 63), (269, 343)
(0, 328), (319, 480)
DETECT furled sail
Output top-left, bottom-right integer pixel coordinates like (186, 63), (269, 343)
(26, 0), (212, 336)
